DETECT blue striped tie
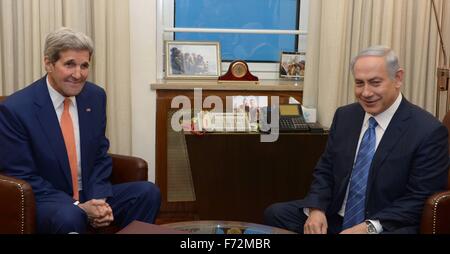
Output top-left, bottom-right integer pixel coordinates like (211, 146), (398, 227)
(342, 117), (378, 229)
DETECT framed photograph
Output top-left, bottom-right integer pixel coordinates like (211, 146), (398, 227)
(232, 95), (268, 131)
(279, 51), (306, 79)
(165, 41), (221, 79)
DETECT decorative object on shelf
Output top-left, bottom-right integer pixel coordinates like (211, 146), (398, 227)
(198, 111), (250, 132)
(218, 60), (259, 83)
(279, 51), (306, 80)
(165, 40), (221, 79)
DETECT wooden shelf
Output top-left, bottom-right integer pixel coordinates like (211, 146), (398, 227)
(151, 79), (303, 92)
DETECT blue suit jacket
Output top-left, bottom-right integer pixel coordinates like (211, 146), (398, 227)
(0, 77), (112, 204)
(300, 98), (449, 232)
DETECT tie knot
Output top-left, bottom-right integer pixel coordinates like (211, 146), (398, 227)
(63, 98), (71, 111)
(368, 117), (378, 129)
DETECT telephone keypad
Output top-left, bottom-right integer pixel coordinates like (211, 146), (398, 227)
(280, 117), (309, 132)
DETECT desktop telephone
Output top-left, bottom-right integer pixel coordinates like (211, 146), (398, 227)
(260, 104), (324, 133)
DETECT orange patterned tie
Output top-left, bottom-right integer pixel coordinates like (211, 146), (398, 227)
(60, 98), (79, 200)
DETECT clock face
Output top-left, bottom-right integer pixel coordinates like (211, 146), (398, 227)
(231, 61), (248, 78)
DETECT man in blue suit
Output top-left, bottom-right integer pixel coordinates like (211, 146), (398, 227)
(264, 46), (449, 234)
(0, 28), (160, 233)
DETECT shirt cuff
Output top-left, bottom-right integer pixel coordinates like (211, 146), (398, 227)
(303, 208), (310, 216)
(368, 219), (383, 234)
(73, 201), (80, 206)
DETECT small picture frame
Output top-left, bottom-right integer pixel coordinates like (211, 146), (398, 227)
(279, 51), (306, 79)
(165, 41), (221, 79)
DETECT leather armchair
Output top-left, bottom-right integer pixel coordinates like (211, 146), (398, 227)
(420, 187), (450, 234)
(0, 173), (36, 233)
(0, 153), (148, 234)
(420, 111), (450, 234)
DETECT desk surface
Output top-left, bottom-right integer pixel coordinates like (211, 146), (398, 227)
(162, 220), (295, 234)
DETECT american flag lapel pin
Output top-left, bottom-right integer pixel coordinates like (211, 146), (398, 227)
(86, 108), (91, 112)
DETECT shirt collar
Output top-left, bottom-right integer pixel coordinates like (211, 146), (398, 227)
(363, 93), (402, 131)
(46, 76), (76, 109)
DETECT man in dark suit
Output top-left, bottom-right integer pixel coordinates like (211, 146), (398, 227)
(264, 46), (449, 234)
(0, 28), (161, 233)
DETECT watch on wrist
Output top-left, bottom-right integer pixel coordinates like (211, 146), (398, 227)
(365, 220), (377, 234)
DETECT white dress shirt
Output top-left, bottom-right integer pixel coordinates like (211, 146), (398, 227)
(305, 93), (403, 233)
(46, 77), (82, 191)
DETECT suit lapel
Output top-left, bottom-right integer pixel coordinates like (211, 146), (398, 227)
(345, 106), (366, 169)
(337, 105), (366, 199)
(76, 88), (93, 182)
(366, 98), (411, 200)
(34, 77), (72, 187)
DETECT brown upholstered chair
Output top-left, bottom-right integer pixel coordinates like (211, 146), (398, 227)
(0, 153), (148, 234)
(0, 95), (149, 234)
(420, 111), (450, 234)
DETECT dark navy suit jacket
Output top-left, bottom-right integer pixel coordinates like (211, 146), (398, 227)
(0, 77), (112, 204)
(300, 98), (449, 233)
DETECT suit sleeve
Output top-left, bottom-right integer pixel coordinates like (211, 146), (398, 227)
(372, 124), (449, 231)
(0, 103), (73, 203)
(89, 90), (113, 199)
(300, 109), (340, 211)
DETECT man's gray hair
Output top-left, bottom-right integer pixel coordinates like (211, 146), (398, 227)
(350, 46), (400, 80)
(44, 27), (94, 63)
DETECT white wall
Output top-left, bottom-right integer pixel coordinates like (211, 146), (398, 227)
(129, 0), (158, 181)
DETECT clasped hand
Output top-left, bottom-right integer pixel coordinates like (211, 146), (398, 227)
(304, 208), (367, 234)
(78, 199), (114, 228)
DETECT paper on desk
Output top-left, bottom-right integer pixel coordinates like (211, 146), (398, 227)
(288, 97), (316, 123)
(301, 106), (316, 123)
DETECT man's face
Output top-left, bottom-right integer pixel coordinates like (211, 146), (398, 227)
(353, 56), (403, 116)
(45, 49), (90, 97)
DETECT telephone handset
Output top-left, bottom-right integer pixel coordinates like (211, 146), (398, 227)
(259, 104), (324, 133)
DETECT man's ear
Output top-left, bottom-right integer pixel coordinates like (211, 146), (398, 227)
(394, 68), (404, 88)
(44, 57), (53, 73)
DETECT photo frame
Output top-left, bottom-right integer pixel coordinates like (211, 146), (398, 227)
(279, 51), (306, 79)
(165, 41), (221, 79)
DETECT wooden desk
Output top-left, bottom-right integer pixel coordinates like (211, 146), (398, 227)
(152, 80), (324, 223)
(185, 132), (328, 223)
